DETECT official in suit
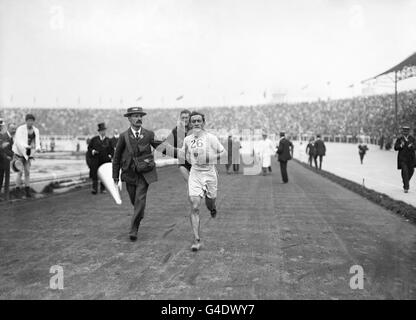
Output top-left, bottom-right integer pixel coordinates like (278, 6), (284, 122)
(0, 123), (17, 200)
(88, 123), (114, 194)
(162, 109), (192, 181)
(110, 129), (120, 151)
(358, 143), (369, 164)
(225, 134), (233, 174)
(305, 137), (317, 167)
(394, 126), (416, 193)
(314, 134), (326, 170)
(112, 107), (163, 241)
(232, 136), (242, 173)
(276, 132), (294, 183)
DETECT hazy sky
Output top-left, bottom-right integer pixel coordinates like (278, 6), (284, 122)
(1, 0), (416, 108)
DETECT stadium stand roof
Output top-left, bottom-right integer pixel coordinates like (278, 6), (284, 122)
(374, 51), (416, 78)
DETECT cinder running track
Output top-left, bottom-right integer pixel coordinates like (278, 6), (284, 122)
(1, 161), (416, 299)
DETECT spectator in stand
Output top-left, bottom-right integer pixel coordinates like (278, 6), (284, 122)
(0, 88), (415, 140)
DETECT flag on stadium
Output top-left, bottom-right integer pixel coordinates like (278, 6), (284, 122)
(301, 84), (309, 90)
(176, 95), (184, 101)
(136, 96), (142, 101)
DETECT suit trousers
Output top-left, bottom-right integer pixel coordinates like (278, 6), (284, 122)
(0, 160), (11, 199)
(15, 156), (31, 187)
(314, 155), (323, 170)
(308, 155), (317, 167)
(279, 160), (288, 183)
(400, 161), (415, 191)
(126, 175), (149, 232)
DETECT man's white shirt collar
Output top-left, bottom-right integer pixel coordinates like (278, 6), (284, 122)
(131, 127), (142, 136)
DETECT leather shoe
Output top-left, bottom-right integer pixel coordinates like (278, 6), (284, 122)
(129, 232), (138, 241)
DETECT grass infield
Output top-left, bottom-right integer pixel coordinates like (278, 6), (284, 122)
(294, 159), (416, 225)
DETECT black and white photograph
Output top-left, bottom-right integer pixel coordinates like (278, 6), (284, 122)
(1, 0), (416, 306)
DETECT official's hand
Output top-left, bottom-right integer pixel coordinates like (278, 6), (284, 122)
(6, 156), (12, 161)
(1, 141), (9, 148)
(92, 149), (99, 155)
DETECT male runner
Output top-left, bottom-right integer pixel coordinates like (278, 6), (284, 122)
(178, 111), (226, 251)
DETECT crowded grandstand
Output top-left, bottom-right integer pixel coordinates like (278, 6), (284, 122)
(1, 89), (415, 143)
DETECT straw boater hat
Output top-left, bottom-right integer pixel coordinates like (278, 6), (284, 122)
(11, 158), (24, 173)
(124, 107), (147, 117)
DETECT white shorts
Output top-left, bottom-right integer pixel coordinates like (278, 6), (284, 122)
(188, 167), (218, 198)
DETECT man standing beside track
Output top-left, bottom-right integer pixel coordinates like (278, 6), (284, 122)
(394, 125), (416, 193)
(314, 134), (326, 170)
(12, 114), (41, 198)
(163, 109), (193, 181)
(88, 123), (113, 194)
(0, 123), (17, 201)
(276, 131), (294, 183)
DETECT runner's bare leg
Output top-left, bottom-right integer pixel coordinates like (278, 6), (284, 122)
(190, 196), (201, 240)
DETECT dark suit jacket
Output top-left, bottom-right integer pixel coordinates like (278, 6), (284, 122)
(306, 142), (316, 156)
(314, 139), (326, 156)
(394, 135), (416, 169)
(112, 127), (162, 185)
(87, 135), (114, 179)
(162, 125), (190, 161)
(0, 132), (14, 168)
(277, 138), (294, 162)
(110, 136), (119, 150)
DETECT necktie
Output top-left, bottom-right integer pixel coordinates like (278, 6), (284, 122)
(135, 132), (140, 140)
